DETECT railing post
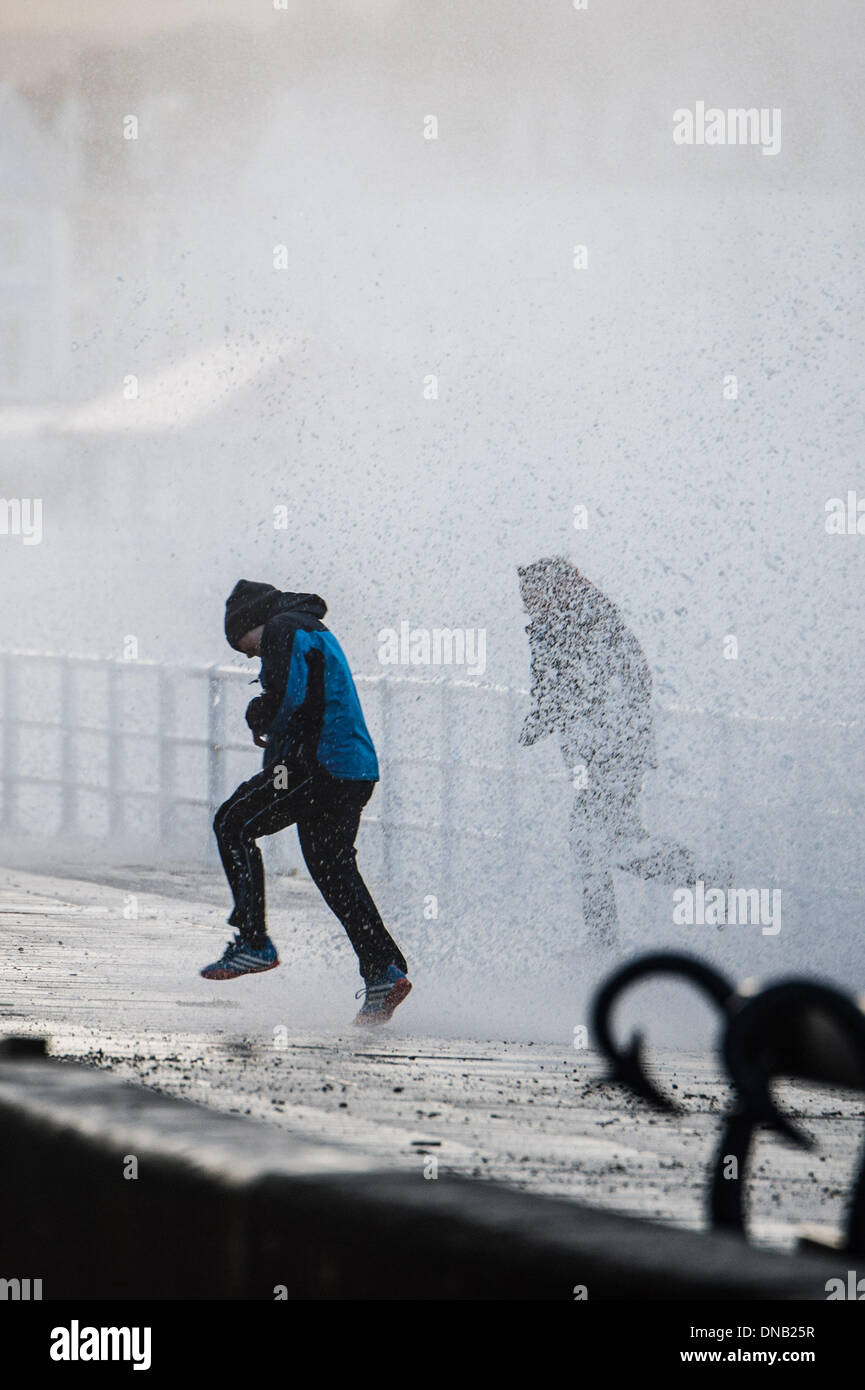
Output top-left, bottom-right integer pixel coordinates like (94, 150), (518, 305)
(158, 669), (176, 846)
(106, 663), (125, 841)
(440, 677), (454, 890)
(1, 654), (19, 832)
(379, 676), (394, 886)
(206, 667), (226, 861)
(507, 686), (522, 866)
(60, 657), (78, 836)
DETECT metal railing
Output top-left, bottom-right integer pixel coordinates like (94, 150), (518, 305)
(0, 650), (534, 882)
(1, 650), (863, 909)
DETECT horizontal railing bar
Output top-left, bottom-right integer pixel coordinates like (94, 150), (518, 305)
(1, 649), (861, 731)
(2, 771), (860, 815)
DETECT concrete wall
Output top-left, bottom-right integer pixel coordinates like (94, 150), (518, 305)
(0, 1044), (850, 1300)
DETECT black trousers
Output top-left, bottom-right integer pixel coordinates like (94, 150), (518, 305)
(213, 761), (407, 981)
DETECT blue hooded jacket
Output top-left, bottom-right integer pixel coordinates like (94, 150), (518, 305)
(232, 586), (379, 781)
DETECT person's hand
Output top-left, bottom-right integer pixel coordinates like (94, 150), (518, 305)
(245, 693), (276, 748)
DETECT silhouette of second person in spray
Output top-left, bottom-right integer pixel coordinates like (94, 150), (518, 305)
(518, 557), (722, 949)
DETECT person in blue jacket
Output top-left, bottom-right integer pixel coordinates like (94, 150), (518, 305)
(201, 580), (411, 1027)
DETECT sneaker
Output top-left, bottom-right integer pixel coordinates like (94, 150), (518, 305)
(353, 964), (412, 1026)
(200, 934), (280, 980)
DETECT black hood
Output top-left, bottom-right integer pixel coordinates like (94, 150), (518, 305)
(518, 557), (593, 616)
(224, 579), (328, 649)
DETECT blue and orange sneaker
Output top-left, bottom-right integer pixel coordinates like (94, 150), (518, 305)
(200, 934), (280, 980)
(353, 964), (412, 1026)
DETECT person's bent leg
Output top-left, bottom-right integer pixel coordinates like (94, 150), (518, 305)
(213, 762), (316, 943)
(581, 871), (619, 948)
(297, 778), (407, 980)
(569, 781), (621, 948)
(213, 783), (266, 938)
